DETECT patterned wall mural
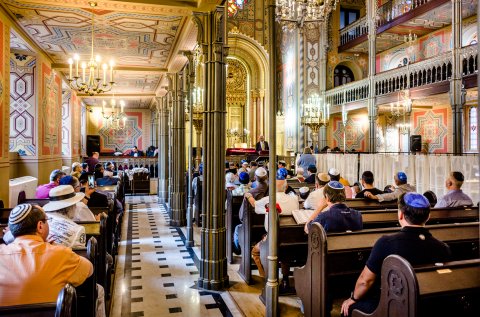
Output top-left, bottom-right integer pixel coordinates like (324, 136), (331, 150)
(412, 107), (450, 153)
(0, 20), (6, 160)
(88, 108), (151, 153)
(227, 0), (267, 47)
(9, 54), (36, 155)
(61, 90), (71, 156)
(331, 115), (368, 151)
(40, 62), (62, 156)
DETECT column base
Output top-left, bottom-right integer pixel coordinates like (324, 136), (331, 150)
(197, 274), (229, 291)
(169, 218), (186, 227)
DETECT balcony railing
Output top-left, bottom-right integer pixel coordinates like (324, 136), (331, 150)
(325, 44), (478, 106)
(377, 0), (431, 28)
(339, 17), (367, 46)
(325, 78), (369, 106)
(339, 0), (432, 47)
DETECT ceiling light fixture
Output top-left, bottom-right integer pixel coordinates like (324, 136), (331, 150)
(67, 2), (115, 96)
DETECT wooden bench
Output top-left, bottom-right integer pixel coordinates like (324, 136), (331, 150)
(74, 237), (98, 317)
(226, 191), (244, 263)
(352, 255), (480, 317)
(293, 222), (480, 317)
(0, 283), (77, 317)
(19, 198), (49, 207)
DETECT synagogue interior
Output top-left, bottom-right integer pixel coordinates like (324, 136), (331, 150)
(0, 0), (479, 316)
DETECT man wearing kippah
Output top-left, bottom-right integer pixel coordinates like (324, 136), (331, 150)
(307, 181), (362, 233)
(435, 171), (473, 208)
(35, 169), (66, 199)
(0, 204), (93, 306)
(364, 172), (416, 202)
(341, 193), (451, 317)
(304, 172), (329, 210)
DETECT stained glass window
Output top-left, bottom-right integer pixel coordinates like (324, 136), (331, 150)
(469, 106), (478, 151)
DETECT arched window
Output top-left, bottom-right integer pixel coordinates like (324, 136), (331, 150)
(469, 106), (478, 151)
(334, 65), (355, 87)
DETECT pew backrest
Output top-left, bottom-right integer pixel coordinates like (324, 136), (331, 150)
(0, 283), (77, 317)
(352, 255), (480, 317)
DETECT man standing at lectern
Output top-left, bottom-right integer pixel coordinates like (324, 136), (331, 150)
(255, 135), (269, 152)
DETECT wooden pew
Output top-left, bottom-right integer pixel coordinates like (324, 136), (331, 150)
(344, 198), (398, 210)
(237, 200), (266, 284)
(253, 206), (479, 286)
(20, 198), (49, 207)
(226, 191), (244, 263)
(0, 284), (77, 317)
(352, 255), (480, 317)
(293, 222), (480, 317)
(74, 237), (97, 317)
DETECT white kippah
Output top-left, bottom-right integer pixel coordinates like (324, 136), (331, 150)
(299, 187), (309, 194)
(9, 204), (33, 225)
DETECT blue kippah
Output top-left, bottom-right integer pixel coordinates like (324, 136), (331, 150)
(327, 181), (344, 190)
(199, 163), (203, 174)
(397, 172), (407, 182)
(308, 164), (317, 170)
(404, 192), (430, 208)
(276, 167), (288, 180)
(59, 175), (73, 185)
(239, 171), (249, 184)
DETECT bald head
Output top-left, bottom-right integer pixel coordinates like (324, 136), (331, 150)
(276, 179), (287, 192)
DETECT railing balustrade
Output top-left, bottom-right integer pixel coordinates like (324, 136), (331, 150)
(377, 0), (430, 28)
(325, 79), (369, 106)
(339, 17), (367, 46)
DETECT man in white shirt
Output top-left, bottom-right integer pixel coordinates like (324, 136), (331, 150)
(304, 172), (330, 210)
(244, 178), (299, 278)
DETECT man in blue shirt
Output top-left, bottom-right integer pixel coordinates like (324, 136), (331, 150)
(435, 171), (473, 208)
(308, 181), (362, 233)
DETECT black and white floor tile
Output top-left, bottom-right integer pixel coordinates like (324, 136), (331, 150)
(111, 195), (241, 317)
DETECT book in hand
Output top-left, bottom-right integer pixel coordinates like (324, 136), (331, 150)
(292, 209), (314, 225)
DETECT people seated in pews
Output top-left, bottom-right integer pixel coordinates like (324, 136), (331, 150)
(340, 192), (451, 317)
(294, 167), (305, 182)
(81, 162), (89, 174)
(298, 187), (310, 200)
(35, 169), (66, 199)
(78, 174), (109, 208)
(303, 172), (329, 210)
(435, 171), (473, 208)
(277, 168), (296, 195)
(71, 162), (83, 179)
(103, 162), (116, 177)
(307, 181), (362, 232)
(297, 147), (316, 172)
(248, 161), (258, 181)
(238, 160), (250, 173)
(354, 171), (384, 198)
(423, 190), (437, 206)
(85, 152), (100, 173)
(225, 172), (237, 190)
(232, 172), (251, 196)
(364, 171), (415, 202)
(328, 168), (352, 197)
(244, 177), (299, 278)
(94, 163), (119, 186)
(0, 204), (93, 306)
(233, 167), (269, 255)
(44, 185), (98, 223)
(304, 165), (317, 184)
(255, 135), (269, 152)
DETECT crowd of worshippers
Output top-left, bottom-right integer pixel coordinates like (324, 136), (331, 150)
(189, 152), (474, 316)
(0, 163), (124, 316)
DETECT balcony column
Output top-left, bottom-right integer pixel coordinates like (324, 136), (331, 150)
(151, 109), (158, 148)
(157, 95), (170, 203)
(193, 6), (229, 291)
(450, 0), (464, 154)
(169, 71), (187, 227)
(319, 21), (328, 150)
(367, 0), (378, 152)
(167, 78), (174, 210)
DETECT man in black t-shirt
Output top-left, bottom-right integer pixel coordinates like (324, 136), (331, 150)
(355, 171), (384, 198)
(341, 192), (451, 317)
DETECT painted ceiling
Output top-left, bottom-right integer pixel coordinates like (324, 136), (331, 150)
(2, 0), (208, 108)
(345, 0), (478, 54)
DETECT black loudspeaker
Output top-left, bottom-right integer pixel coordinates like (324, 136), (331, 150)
(410, 135), (422, 152)
(86, 135), (101, 156)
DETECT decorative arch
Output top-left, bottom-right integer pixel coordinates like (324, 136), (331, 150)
(227, 30), (269, 144)
(333, 61), (362, 86)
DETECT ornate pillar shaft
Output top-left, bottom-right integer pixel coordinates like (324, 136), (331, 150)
(184, 51), (195, 247)
(194, 6), (229, 291)
(367, 0), (378, 152)
(266, 1), (279, 316)
(450, 0), (463, 154)
(157, 95), (170, 203)
(168, 81), (174, 209)
(319, 125), (327, 149)
(170, 71), (186, 226)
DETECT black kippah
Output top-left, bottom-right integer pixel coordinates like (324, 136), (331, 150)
(452, 172), (464, 182)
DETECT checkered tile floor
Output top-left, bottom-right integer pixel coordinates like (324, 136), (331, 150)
(110, 195), (237, 317)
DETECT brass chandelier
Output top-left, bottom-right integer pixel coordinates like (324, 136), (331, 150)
(67, 2), (115, 96)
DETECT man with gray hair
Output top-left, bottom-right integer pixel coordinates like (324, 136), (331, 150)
(0, 204), (93, 306)
(35, 169), (66, 199)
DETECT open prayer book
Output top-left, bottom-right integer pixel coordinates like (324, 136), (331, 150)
(292, 209), (314, 225)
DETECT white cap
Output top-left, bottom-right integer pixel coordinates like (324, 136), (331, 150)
(255, 167), (267, 177)
(299, 187), (309, 194)
(328, 168), (340, 176)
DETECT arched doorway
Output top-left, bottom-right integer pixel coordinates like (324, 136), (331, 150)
(226, 58), (249, 147)
(334, 64), (355, 87)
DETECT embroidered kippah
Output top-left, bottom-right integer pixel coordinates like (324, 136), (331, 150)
(328, 168), (339, 176)
(327, 181), (344, 190)
(404, 192), (430, 208)
(9, 204), (33, 225)
(276, 167), (288, 180)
